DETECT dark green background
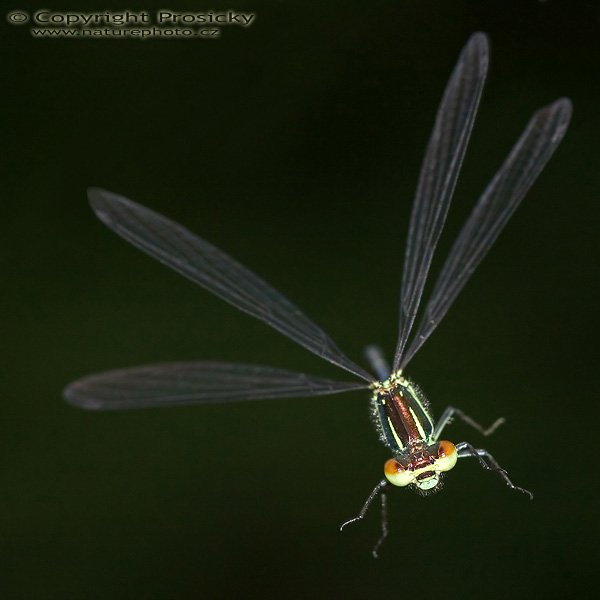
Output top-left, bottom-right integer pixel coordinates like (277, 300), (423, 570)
(2, 0), (598, 598)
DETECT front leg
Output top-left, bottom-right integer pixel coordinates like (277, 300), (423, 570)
(371, 490), (389, 559)
(340, 479), (389, 558)
(456, 441), (533, 499)
(433, 406), (505, 440)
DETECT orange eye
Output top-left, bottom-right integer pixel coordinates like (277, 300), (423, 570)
(436, 440), (457, 472)
(384, 458), (413, 487)
(438, 440), (455, 457)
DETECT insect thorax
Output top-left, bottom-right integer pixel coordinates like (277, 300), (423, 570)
(370, 373), (435, 454)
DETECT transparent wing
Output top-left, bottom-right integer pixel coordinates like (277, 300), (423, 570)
(392, 32), (489, 372)
(64, 362), (369, 410)
(88, 189), (373, 383)
(400, 98), (572, 369)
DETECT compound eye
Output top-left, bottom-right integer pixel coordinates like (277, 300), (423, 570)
(436, 440), (458, 472)
(384, 458), (413, 487)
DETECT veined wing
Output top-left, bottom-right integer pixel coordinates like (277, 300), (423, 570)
(64, 362), (369, 410)
(400, 98), (572, 369)
(392, 32), (489, 372)
(88, 189), (373, 382)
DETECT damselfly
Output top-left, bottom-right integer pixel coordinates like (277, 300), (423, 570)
(64, 33), (571, 556)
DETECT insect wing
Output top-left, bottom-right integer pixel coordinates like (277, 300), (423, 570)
(401, 98), (572, 368)
(88, 189), (373, 382)
(65, 362), (369, 410)
(392, 32), (489, 371)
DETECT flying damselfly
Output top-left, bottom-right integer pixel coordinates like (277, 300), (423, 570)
(64, 33), (572, 557)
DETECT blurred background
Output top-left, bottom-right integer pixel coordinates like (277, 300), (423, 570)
(1, 0), (598, 598)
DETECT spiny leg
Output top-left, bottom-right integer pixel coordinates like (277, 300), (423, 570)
(371, 489), (389, 559)
(340, 479), (388, 541)
(433, 406), (505, 440)
(456, 441), (533, 499)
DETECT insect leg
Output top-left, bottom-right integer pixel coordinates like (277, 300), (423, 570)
(432, 406), (505, 440)
(371, 489), (389, 559)
(340, 479), (388, 534)
(456, 441), (533, 499)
